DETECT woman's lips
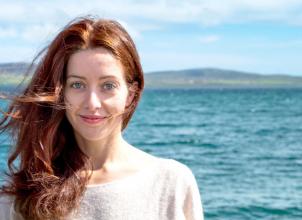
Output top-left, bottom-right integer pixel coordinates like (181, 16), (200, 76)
(79, 115), (107, 124)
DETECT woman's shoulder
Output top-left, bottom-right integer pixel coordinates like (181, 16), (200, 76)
(154, 157), (198, 186)
(0, 194), (24, 220)
(0, 194), (13, 207)
(132, 146), (194, 178)
(156, 157), (190, 171)
(0, 194), (14, 219)
(127, 148), (198, 188)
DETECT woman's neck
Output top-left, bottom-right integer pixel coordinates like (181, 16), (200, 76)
(75, 131), (132, 171)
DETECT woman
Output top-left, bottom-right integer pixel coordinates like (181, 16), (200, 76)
(0, 17), (203, 220)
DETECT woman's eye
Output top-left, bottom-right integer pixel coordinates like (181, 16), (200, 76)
(70, 82), (84, 89)
(102, 82), (117, 91)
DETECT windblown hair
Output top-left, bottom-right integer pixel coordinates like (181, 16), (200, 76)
(0, 17), (144, 220)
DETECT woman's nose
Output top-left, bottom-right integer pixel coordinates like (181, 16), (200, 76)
(86, 91), (102, 111)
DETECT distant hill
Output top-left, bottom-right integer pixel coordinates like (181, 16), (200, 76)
(145, 68), (302, 88)
(0, 62), (33, 88)
(1, 62), (302, 89)
(0, 62), (30, 74)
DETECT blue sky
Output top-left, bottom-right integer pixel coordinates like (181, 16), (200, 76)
(0, 0), (301, 75)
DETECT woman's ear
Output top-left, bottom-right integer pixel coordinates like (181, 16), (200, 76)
(126, 82), (138, 108)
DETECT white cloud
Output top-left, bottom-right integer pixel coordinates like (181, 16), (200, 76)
(21, 24), (60, 43)
(116, 20), (142, 40)
(0, 27), (17, 38)
(248, 39), (302, 49)
(0, 3), (25, 22)
(1, 0), (302, 26)
(199, 35), (221, 44)
(0, 0), (301, 45)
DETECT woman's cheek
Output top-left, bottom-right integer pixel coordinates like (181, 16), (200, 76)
(65, 91), (83, 108)
(107, 96), (127, 111)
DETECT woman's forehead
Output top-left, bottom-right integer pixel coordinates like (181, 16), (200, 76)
(67, 48), (125, 80)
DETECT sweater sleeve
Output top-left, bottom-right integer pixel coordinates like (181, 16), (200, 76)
(181, 165), (204, 220)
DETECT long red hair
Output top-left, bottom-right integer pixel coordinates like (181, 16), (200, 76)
(0, 17), (144, 220)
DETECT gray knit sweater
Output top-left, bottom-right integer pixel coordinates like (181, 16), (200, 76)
(0, 158), (204, 220)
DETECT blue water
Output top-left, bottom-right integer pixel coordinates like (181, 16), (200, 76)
(1, 88), (302, 219)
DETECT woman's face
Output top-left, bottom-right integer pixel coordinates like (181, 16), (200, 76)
(64, 47), (133, 142)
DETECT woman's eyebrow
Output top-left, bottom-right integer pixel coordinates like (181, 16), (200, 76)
(67, 74), (119, 80)
(67, 74), (86, 79)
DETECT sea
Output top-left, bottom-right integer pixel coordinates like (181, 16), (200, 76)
(0, 88), (301, 220)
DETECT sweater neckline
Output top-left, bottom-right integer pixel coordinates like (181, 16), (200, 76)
(85, 158), (164, 188)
